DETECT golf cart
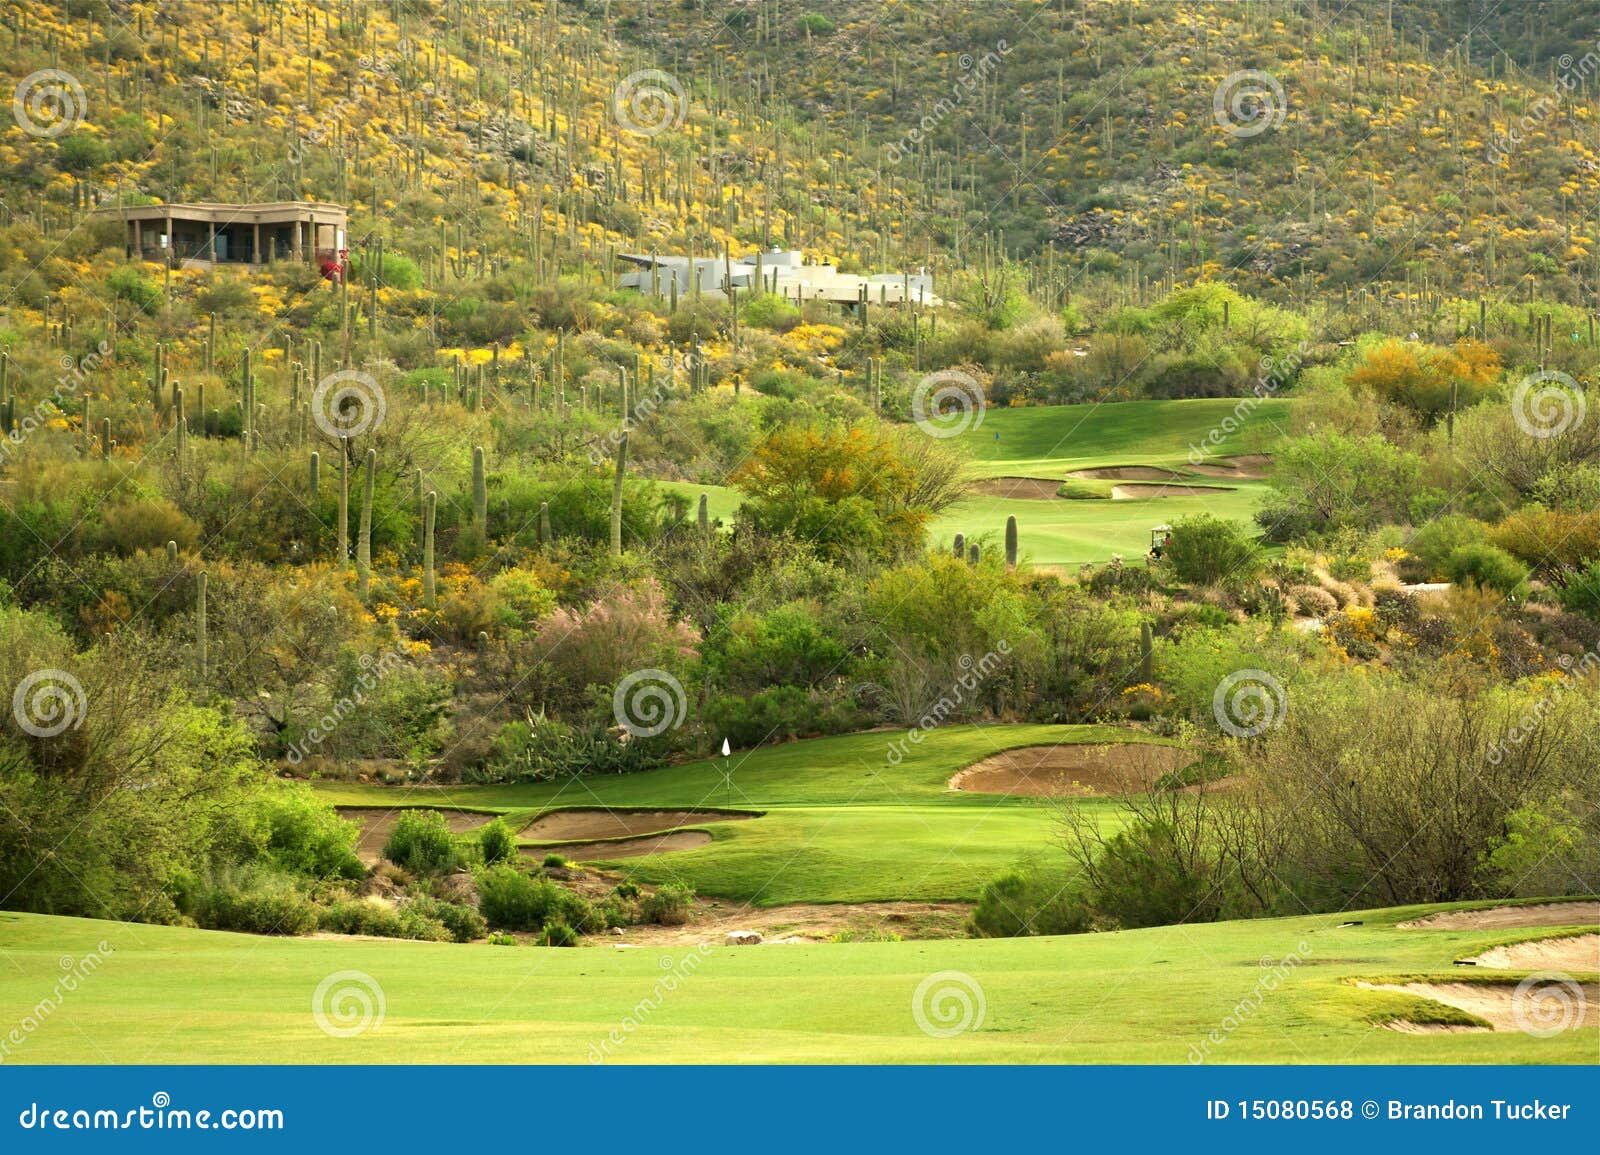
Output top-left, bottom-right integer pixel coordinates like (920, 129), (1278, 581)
(1148, 524), (1172, 561)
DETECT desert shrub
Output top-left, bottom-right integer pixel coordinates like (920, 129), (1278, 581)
(1479, 797), (1600, 898)
(476, 713), (668, 783)
(407, 895), (487, 942)
(476, 865), (562, 930)
(319, 899), (409, 939)
(528, 579), (697, 713)
(382, 810), (461, 875)
(541, 853), (569, 868)
(477, 820), (518, 866)
(488, 933), (517, 946)
(1161, 515), (1260, 585)
(639, 882), (694, 925)
(1554, 559), (1600, 619)
(704, 686), (846, 746)
(612, 881), (641, 899)
(256, 788), (364, 880)
(539, 921), (580, 947)
(1326, 555), (1371, 583)
(1444, 544), (1528, 596)
(186, 867), (319, 936)
(1489, 508), (1600, 576)
(970, 863), (1094, 937)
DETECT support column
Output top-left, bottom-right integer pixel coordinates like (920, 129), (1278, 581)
(292, 220), (304, 261)
(132, 218), (142, 256)
(253, 223), (262, 264)
(164, 213), (172, 262)
(208, 220), (216, 263)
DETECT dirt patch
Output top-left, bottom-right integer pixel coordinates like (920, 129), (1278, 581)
(1467, 934), (1600, 972)
(1359, 980), (1600, 1032)
(949, 743), (1196, 797)
(532, 830), (713, 861)
(966, 476), (1065, 500)
(1110, 482), (1236, 500)
(1187, 454), (1271, 480)
(604, 900), (972, 946)
(338, 807), (494, 865)
(520, 808), (756, 843)
(1397, 902), (1600, 931)
(1067, 465), (1184, 481)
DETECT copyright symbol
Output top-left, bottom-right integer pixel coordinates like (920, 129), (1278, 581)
(1361, 1100), (1379, 1119)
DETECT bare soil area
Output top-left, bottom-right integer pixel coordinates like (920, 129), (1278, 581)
(1397, 902), (1600, 931)
(604, 899), (973, 946)
(338, 807), (494, 865)
(949, 743), (1196, 797)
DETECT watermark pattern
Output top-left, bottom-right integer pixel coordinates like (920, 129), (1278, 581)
(612, 69), (687, 137)
(1511, 370), (1585, 439)
(16, 1093), (283, 1131)
(311, 970), (385, 1038)
(1213, 69), (1287, 138)
(11, 669), (87, 738)
(1511, 972), (1586, 1038)
(311, 369), (386, 440)
(1, 341), (115, 464)
(587, 947), (713, 1063)
(885, 643), (1012, 765)
(1486, 40), (1600, 165)
(283, 641), (413, 765)
(1212, 668), (1286, 738)
(912, 970), (986, 1038)
(13, 68), (86, 138)
(1188, 940), (1312, 1062)
(885, 41), (1012, 164)
(612, 668), (687, 738)
(0, 943), (113, 1064)
(911, 369), (985, 439)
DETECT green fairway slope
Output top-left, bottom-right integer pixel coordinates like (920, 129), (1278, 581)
(3, 902), (1592, 1064)
(315, 725), (1160, 905)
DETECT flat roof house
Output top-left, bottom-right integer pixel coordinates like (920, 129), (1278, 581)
(100, 201), (348, 274)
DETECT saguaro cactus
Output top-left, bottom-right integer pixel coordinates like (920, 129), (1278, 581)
(309, 450), (320, 498)
(953, 533), (965, 559)
(610, 431), (628, 557)
(472, 445), (487, 535)
(1005, 516), (1018, 569)
(538, 501), (552, 547)
(422, 490), (437, 610)
(196, 571), (209, 680)
(337, 436), (350, 562)
(697, 492), (709, 536)
(1139, 621), (1154, 683)
(357, 448), (376, 599)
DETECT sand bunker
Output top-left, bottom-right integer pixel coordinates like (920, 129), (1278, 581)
(520, 808), (756, 842)
(1187, 454), (1271, 480)
(1067, 465), (1184, 481)
(966, 477), (1067, 500)
(338, 807), (494, 865)
(1360, 980), (1600, 1033)
(534, 831), (713, 861)
(1111, 482), (1236, 500)
(1397, 902), (1600, 931)
(949, 743), (1197, 797)
(1466, 934), (1599, 972)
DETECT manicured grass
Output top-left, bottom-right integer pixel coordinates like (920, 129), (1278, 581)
(4, 901), (1592, 1064)
(314, 724), (1159, 904)
(959, 397), (1294, 476)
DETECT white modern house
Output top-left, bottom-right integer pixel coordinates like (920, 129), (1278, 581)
(618, 248), (940, 308)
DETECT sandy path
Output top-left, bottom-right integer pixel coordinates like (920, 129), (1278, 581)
(949, 744), (1195, 797)
(1397, 902), (1600, 930)
(604, 900), (973, 946)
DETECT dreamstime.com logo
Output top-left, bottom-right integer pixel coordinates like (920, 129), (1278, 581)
(13, 68), (86, 138)
(311, 370), (386, 440)
(912, 970), (986, 1038)
(1213, 69), (1286, 138)
(1512, 972), (1587, 1038)
(1512, 370), (1586, 439)
(612, 669), (687, 738)
(612, 69), (687, 137)
(1212, 668), (1286, 738)
(911, 369), (985, 439)
(11, 669), (87, 738)
(311, 971), (386, 1038)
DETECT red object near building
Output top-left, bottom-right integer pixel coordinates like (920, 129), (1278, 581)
(320, 248), (348, 283)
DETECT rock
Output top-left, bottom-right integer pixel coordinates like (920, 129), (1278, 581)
(724, 930), (763, 946)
